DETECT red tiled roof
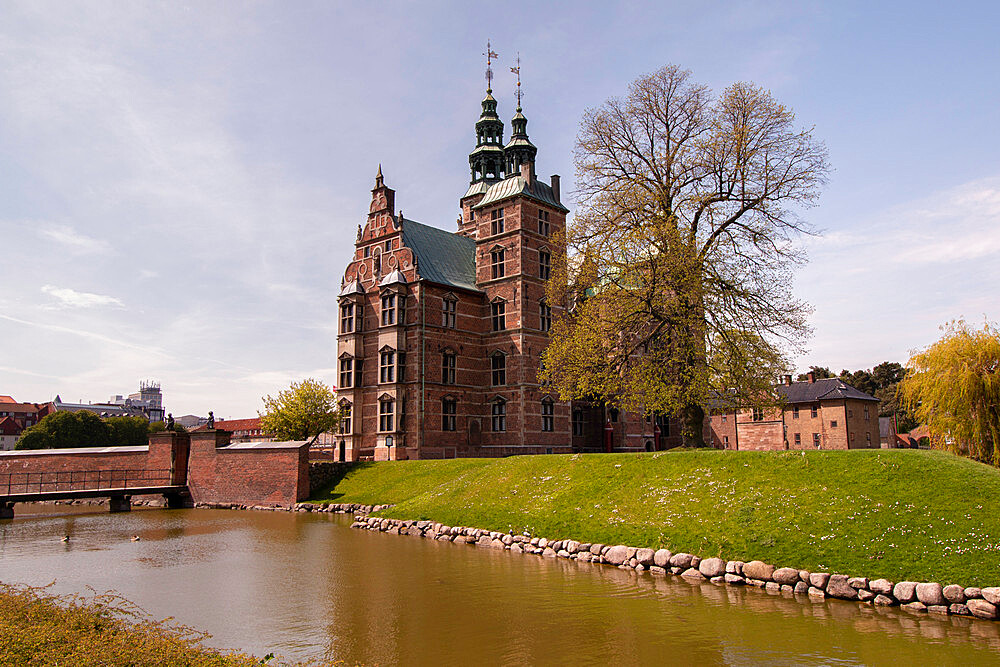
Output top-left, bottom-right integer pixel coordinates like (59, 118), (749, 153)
(0, 395), (16, 404)
(215, 417), (265, 432)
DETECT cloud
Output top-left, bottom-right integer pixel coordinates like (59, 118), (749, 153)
(41, 285), (124, 309)
(38, 225), (111, 254)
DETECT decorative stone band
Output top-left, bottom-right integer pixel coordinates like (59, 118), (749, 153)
(343, 511), (1000, 622)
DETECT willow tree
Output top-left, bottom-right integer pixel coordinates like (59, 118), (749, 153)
(900, 320), (1000, 464)
(542, 65), (828, 445)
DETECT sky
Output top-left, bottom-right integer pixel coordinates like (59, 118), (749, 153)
(1, 1), (998, 418)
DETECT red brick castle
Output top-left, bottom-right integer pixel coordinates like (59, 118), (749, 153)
(333, 77), (664, 461)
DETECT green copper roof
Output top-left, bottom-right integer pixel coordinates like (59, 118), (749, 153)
(462, 181), (490, 199)
(471, 175), (569, 213)
(400, 218), (479, 292)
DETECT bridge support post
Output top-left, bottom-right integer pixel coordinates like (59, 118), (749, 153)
(164, 492), (190, 509)
(109, 496), (131, 513)
(0, 502), (13, 520)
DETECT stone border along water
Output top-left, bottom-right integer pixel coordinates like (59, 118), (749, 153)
(300, 502), (1000, 622)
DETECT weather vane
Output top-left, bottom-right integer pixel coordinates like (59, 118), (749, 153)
(510, 52), (522, 109)
(484, 40), (499, 92)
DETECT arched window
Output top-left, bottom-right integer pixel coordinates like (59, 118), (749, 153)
(491, 399), (507, 432)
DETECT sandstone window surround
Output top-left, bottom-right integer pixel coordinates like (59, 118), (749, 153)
(491, 299), (506, 331)
(539, 249), (551, 280)
(538, 209), (550, 236)
(339, 356), (354, 389)
(539, 300), (551, 332)
(379, 398), (395, 432)
(379, 349), (396, 384)
(491, 398), (507, 432)
(340, 303), (355, 333)
(442, 297), (457, 328)
(491, 352), (506, 386)
(442, 351), (456, 385)
(490, 247), (506, 279)
(338, 401), (352, 434)
(541, 398), (554, 432)
(380, 293), (396, 326)
(491, 207), (505, 236)
(442, 397), (457, 431)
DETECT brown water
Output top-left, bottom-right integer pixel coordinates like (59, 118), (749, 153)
(1, 505), (998, 665)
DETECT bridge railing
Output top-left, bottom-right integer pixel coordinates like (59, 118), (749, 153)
(2, 469), (173, 496)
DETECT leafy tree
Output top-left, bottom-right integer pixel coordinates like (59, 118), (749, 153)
(105, 416), (152, 445)
(796, 366), (834, 381)
(899, 320), (1000, 464)
(148, 421), (187, 434)
(542, 65), (828, 445)
(16, 411), (111, 450)
(259, 378), (341, 444)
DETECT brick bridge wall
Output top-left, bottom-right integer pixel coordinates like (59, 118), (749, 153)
(0, 430), (311, 507)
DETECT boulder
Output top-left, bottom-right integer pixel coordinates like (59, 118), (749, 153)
(490, 539), (506, 550)
(538, 538), (548, 549)
(892, 581), (918, 603)
(847, 577), (868, 590)
(927, 605), (950, 615)
(903, 601), (927, 613)
(809, 573), (830, 589)
(968, 599), (999, 620)
(724, 573), (745, 585)
(542, 547), (557, 558)
(669, 552), (694, 569)
(605, 545), (630, 566)
(949, 603), (970, 616)
(798, 570), (811, 583)
(808, 587), (826, 598)
(590, 543), (604, 555)
(653, 549), (672, 568)
(765, 582), (781, 593)
(710, 576), (725, 584)
(743, 560), (775, 581)
(826, 575), (859, 600)
(858, 589), (876, 602)
(870, 579), (894, 595)
(874, 595), (895, 606)
(965, 587), (982, 599)
(690, 556), (702, 568)
(636, 548), (656, 566)
(794, 581), (809, 595)
(698, 557), (726, 578)
(681, 567), (705, 580)
(551, 541), (564, 552)
(565, 540), (580, 554)
(915, 583), (947, 606)
(773, 567), (800, 586)
(578, 552), (592, 563)
(942, 584), (966, 604)
(649, 565), (665, 574)
(981, 587), (1000, 604)
(780, 584), (795, 594)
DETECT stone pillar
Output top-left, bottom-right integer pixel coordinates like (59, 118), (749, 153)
(109, 496), (131, 513)
(0, 502), (13, 520)
(148, 431), (191, 486)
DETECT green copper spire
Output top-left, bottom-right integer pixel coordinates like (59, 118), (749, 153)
(504, 53), (536, 176)
(469, 41), (505, 185)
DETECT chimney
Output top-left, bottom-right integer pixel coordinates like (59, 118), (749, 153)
(520, 160), (533, 185)
(807, 372), (815, 383)
(783, 374), (792, 386)
(550, 174), (561, 202)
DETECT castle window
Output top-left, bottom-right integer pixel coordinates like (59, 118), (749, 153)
(864, 405), (870, 421)
(379, 350), (395, 383)
(539, 209), (550, 236)
(381, 293), (396, 326)
(491, 399), (507, 432)
(339, 403), (352, 434)
(379, 399), (394, 432)
(442, 352), (456, 384)
(752, 408), (764, 422)
(339, 358), (353, 389)
(491, 208), (505, 235)
(385, 239), (392, 252)
(491, 353), (506, 386)
(831, 420), (838, 428)
(491, 249), (505, 279)
(364, 246), (370, 258)
(491, 300), (506, 331)
(539, 300), (552, 332)
(442, 399), (457, 431)
(572, 410), (584, 436)
(792, 405), (799, 419)
(794, 432), (801, 446)
(866, 432), (872, 445)
(340, 303), (354, 333)
(811, 404), (818, 418)
(541, 399), (554, 432)
(813, 433), (821, 448)
(442, 298), (456, 328)
(539, 250), (551, 280)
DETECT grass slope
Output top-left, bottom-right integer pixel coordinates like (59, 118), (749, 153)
(311, 449), (1000, 587)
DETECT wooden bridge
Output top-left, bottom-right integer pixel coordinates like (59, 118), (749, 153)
(0, 468), (188, 518)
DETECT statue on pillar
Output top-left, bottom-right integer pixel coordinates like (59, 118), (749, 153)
(206, 411), (215, 429)
(166, 413), (175, 431)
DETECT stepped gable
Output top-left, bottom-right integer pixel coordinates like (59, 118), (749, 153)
(400, 217), (479, 292)
(777, 378), (879, 403)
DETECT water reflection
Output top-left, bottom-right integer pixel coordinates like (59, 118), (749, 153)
(1, 505), (998, 665)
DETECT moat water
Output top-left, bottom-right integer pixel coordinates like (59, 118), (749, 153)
(1, 505), (998, 665)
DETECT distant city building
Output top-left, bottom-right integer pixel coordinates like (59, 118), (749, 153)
(0, 396), (55, 450)
(51, 381), (166, 423)
(195, 417), (274, 443)
(175, 414), (209, 430)
(710, 374), (882, 451)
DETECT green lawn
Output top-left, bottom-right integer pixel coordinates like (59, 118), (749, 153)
(311, 449), (1000, 587)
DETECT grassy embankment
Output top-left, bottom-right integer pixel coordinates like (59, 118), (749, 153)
(311, 449), (1000, 587)
(0, 583), (350, 667)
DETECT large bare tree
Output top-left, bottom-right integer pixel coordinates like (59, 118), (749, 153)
(542, 65), (829, 445)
